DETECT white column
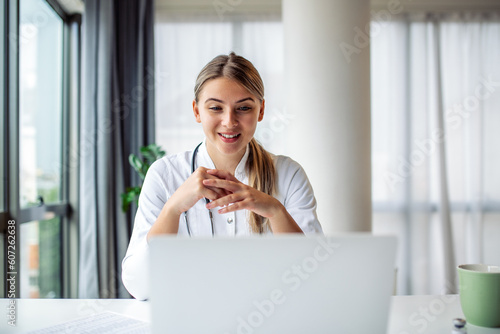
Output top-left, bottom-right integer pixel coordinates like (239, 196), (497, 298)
(283, 0), (371, 234)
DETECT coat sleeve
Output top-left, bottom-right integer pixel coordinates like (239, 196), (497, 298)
(275, 156), (323, 235)
(121, 159), (169, 300)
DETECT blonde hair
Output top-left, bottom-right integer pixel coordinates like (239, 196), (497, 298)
(194, 52), (276, 233)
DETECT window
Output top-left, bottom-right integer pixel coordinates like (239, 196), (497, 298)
(371, 14), (500, 294)
(19, 0), (64, 208)
(1, 0), (80, 298)
(17, 0), (65, 298)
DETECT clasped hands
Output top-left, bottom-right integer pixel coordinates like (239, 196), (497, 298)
(171, 167), (281, 219)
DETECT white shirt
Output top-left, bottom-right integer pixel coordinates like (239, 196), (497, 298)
(121, 141), (323, 300)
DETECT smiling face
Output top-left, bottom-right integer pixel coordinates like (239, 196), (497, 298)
(193, 77), (265, 169)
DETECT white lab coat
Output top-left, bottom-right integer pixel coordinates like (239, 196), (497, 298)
(121, 141), (323, 300)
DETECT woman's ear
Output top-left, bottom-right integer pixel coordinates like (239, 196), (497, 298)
(258, 99), (265, 122)
(193, 100), (202, 123)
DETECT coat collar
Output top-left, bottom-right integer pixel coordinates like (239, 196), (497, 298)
(196, 139), (249, 181)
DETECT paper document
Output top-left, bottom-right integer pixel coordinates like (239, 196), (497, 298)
(27, 311), (150, 334)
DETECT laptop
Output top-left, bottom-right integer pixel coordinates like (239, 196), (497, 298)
(149, 234), (397, 334)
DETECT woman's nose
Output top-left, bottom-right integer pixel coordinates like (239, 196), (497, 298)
(222, 111), (238, 128)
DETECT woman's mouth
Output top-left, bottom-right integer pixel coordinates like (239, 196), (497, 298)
(218, 133), (241, 143)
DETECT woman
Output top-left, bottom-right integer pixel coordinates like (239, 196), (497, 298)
(122, 52), (322, 300)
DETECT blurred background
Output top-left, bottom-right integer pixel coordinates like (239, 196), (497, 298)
(1, 0), (499, 299)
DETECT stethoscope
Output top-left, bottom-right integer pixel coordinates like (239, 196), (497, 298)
(184, 142), (215, 236)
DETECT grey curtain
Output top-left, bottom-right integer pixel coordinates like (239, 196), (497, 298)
(79, 0), (155, 298)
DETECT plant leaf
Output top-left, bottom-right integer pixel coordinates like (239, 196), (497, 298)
(122, 144), (167, 213)
(121, 186), (142, 212)
(129, 154), (147, 180)
(141, 144), (166, 166)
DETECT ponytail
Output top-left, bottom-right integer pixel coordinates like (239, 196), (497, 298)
(247, 138), (276, 233)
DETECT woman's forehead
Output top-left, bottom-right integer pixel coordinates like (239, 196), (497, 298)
(200, 77), (257, 102)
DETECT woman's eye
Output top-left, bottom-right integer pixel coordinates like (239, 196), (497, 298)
(209, 106), (222, 112)
(238, 106), (252, 112)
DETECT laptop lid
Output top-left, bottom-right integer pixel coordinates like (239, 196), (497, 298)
(149, 234), (397, 334)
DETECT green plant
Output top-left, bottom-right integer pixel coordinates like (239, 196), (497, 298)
(121, 144), (166, 212)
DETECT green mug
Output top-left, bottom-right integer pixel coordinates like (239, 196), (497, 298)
(457, 264), (500, 328)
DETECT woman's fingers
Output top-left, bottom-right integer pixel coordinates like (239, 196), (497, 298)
(192, 167), (228, 197)
(203, 179), (268, 213)
(202, 169), (281, 217)
(202, 178), (242, 194)
(202, 178), (245, 210)
(200, 187), (223, 202)
(206, 191), (244, 209)
(203, 183), (227, 199)
(214, 200), (244, 214)
(206, 169), (238, 182)
(203, 178), (278, 217)
(203, 175), (232, 198)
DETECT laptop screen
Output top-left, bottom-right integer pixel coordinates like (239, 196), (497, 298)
(149, 234), (397, 333)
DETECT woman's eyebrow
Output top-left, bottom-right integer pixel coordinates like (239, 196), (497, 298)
(204, 97), (255, 104)
(235, 97), (255, 103)
(205, 98), (224, 103)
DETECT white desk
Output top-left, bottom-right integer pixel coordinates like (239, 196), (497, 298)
(1, 295), (499, 333)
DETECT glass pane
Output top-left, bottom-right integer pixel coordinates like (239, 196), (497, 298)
(19, 0), (63, 207)
(20, 218), (62, 298)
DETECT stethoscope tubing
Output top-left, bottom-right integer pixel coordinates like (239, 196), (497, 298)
(184, 142), (214, 236)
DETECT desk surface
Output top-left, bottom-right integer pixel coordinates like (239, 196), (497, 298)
(1, 295), (499, 334)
